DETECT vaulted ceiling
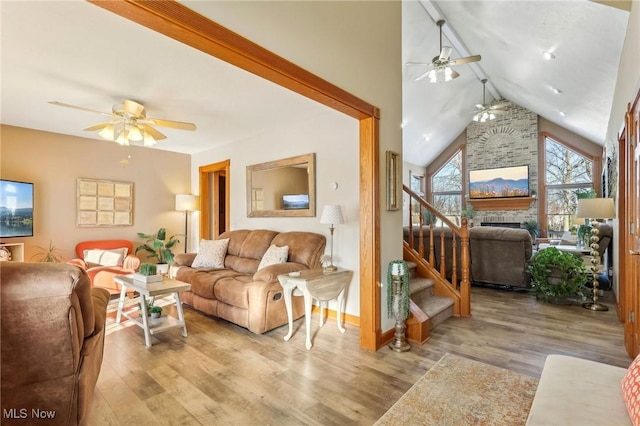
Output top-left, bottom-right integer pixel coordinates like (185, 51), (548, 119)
(402, 0), (631, 166)
(1, 1), (632, 167)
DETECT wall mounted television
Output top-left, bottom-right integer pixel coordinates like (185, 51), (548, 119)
(282, 194), (310, 210)
(0, 179), (34, 238)
(469, 165), (529, 199)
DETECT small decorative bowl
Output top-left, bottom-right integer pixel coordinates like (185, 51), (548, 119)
(549, 239), (561, 246)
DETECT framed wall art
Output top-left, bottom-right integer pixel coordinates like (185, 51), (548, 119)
(386, 151), (401, 211)
(77, 178), (133, 227)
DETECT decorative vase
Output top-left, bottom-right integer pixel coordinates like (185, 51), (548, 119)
(387, 260), (411, 352)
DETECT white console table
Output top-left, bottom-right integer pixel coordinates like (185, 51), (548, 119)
(278, 268), (353, 350)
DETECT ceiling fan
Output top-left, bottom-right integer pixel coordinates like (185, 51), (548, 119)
(409, 19), (481, 83)
(49, 99), (196, 146)
(470, 79), (509, 122)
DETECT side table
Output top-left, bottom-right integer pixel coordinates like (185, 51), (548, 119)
(278, 268), (353, 350)
(114, 275), (191, 347)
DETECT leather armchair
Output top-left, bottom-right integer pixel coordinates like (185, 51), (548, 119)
(1, 262), (110, 425)
(67, 240), (140, 295)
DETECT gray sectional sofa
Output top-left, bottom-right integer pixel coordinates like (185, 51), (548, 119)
(404, 225), (533, 288)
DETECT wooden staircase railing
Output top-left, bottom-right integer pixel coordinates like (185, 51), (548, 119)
(403, 184), (471, 318)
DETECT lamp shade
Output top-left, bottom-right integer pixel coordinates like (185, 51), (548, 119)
(175, 194), (199, 211)
(576, 198), (615, 219)
(320, 205), (344, 225)
(572, 215), (585, 226)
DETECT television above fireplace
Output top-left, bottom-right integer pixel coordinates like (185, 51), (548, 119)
(469, 165), (529, 199)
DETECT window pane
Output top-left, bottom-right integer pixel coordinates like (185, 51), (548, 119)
(433, 194), (461, 216)
(545, 138), (593, 185)
(432, 151), (462, 192)
(546, 187), (590, 236)
(410, 174), (424, 196)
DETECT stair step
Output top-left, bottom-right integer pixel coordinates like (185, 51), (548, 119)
(416, 295), (455, 329)
(409, 277), (435, 306)
(406, 261), (417, 278)
(409, 277), (433, 295)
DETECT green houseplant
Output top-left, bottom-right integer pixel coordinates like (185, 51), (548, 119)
(138, 263), (157, 276)
(31, 241), (64, 263)
(523, 220), (540, 240)
(527, 247), (590, 303)
(387, 260), (411, 352)
(149, 305), (163, 319)
(135, 228), (181, 268)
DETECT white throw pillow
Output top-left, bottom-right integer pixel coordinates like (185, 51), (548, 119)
(83, 247), (128, 266)
(258, 244), (289, 270)
(100, 250), (124, 267)
(84, 249), (104, 265)
(192, 238), (229, 268)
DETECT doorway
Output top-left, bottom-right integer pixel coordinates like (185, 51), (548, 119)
(199, 160), (230, 240)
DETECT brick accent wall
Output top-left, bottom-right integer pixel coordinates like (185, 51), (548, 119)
(466, 101), (538, 225)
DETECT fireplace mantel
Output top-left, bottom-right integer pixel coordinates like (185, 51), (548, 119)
(467, 197), (535, 211)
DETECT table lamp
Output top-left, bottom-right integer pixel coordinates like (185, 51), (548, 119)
(320, 205), (344, 272)
(576, 197), (615, 311)
(175, 194), (199, 253)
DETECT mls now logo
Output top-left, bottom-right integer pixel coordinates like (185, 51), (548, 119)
(3, 408), (56, 419)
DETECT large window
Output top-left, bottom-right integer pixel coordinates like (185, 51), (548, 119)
(544, 136), (594, 237)
(431, 149), (463, 223)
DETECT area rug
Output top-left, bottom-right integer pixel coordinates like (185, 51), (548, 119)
(375, 353), (538, 426)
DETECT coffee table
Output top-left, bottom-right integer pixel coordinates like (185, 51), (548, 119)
(114, 275), (191, 347)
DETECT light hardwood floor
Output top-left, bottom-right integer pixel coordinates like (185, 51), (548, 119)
(84, 285), (631, 425)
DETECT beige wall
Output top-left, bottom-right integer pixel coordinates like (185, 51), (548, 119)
(0, 125), (191, 262)
(188, 1), (402, 325)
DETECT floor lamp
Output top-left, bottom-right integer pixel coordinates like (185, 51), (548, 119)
(320, 205), (344, 272)
(576, 197), (615, 311)
(175, 194), (199, 253)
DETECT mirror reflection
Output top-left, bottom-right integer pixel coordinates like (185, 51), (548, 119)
(246, 153), (315, 217)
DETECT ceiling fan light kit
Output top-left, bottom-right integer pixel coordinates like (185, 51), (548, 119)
(427, 66), (459, 83)
(471, 79), (507, 123)
(412, 19), (481, 83)
(49, 99), (196, 147)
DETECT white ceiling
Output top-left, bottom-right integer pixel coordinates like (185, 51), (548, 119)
(403, 0), (630, 166)
(1, 1), (631, 167)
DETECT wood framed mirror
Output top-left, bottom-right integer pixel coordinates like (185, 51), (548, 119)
(246, 153), (316, 217)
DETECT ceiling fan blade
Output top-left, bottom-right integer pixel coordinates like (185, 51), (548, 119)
(140, 124), (167, 140)
(415, 70), (431, 82)
(83, 122), (112, 131)
(489, 101), (510, 110)
(450, 69), (460, 80)
(439, 46), (452, 62)
(405, 61), (430, 66)
(49, 101), (114, 117)
(449, 54), (482, 66)
(145, 118), (196, 131)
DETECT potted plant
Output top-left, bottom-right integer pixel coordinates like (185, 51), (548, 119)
(387, 260), (411, 352)
(149, 305), (163, 319)
(523, 220), (540, 240)
(31, 241), (65, 262)
(461, 205), (476, 226)
(135, 228), (181, 274)
(527, 247), (590, 304)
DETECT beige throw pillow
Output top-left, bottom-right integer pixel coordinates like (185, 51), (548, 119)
(192, 238), (229, 268)
(83, 248), (127, 267)
(258, 244), (289, 270)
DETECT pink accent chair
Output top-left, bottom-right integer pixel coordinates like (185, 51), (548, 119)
(67, 240), (141, 295)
